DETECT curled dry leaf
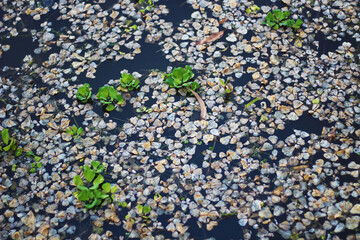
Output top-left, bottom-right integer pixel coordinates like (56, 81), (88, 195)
(328, 127), (336, 142)
(189, 89), (207, 120)
(196, 30), (225, 45)
(219, 17), (228, 25)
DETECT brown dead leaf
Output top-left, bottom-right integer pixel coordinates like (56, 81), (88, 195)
(196, 31), (225, 45)
(189, 89), (207, 120)
(219, 17), (228, 24)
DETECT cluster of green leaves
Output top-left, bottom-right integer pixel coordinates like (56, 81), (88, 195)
(137, 204), (152, 224)
(26, 150), (42, 173)
(0, 129), (23, 157)
(138, 0), (154, 13)
(246, 5), (260, 14)
(76, 83), (92, 103)
(163, 65), (199, 92)
(73, 161), (117, 209)
(96, 86), (124, 112)
(124, 20), (138, 33)
(118, 73), (140, 92)
(262, 9), (303, 30)
(66, 125), (84, 138)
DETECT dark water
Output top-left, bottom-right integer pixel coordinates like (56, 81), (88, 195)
(1, 0), (359, 239)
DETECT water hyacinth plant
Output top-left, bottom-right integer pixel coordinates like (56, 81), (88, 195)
(96, 86), (124, 111)
(163, 65), (199, 92)
(262, 9), (303, 30)
(118, 73), (140, 92)
(76, 83), (92, 103)
(73, 161), (117, 209)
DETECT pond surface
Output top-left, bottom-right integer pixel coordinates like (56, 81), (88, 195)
(0, 0), (360, 239)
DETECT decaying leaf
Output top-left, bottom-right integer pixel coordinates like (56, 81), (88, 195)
(189, 89), (207, 120)
(219, 17), (228, 24)
(196, 31), (225, 45)
(328, 127), (336, 142)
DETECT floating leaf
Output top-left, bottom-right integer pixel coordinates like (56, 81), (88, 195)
(1, 128), (9, 145)
(74, 175), (84, 186)
(102, 182), (111, 193)
(196, 30), (225, 45)
(245, 97), (259, 108)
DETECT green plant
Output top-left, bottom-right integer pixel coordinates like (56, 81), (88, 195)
(96, 86), (124, 112)
(138, 0), (154, 13)
(26, 150), (42, 173)
(118, 73), (140, 92)
(76, 83), (92, 103)
(0, 129), (23, 157)
(66, 125), (84, 138)
(219, 78), (233, 94)
(73, 161), (117, 209)
(137, 204), (152, 223)
(163, 65), (199, 92)
(262, 9), (303, 30)
(246, 5), (260, 14)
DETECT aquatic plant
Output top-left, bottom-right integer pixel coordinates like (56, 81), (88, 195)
(137, 204), (152, 224)
(219, 78), (233, 94)
(73, 161), (117, 209)
(246, 5), (260, 14)
(96, 86), (124, 112)
(76, 83), (92, 103)
(118, 73), (140, 92)
(163, 65), (199, 91)
(66, 125), (84, 138)
(26, 150), (42, 173)
(262, 9), (303, 30)
(0, 128), (23, 157)
(137, 0), (154, 13)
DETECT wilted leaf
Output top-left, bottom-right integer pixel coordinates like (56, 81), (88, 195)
(189, 89), (207, 120)
(196, 31), (225, 45)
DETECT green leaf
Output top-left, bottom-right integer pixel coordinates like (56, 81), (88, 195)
(266, 12), (275, 22)
(84, 168), (95, 182)
(30, 168), (36, 173)
(106, 104), (115, 111)
(95, 165), (104, 173)
(1, 129), (9, 145)
(312, 98), (320, 104)
(93, 174), (104, 185)
(77, 185), (89, 191)
(111, 186), (117, 193)
(137, 204), (143, 214)
(102, 182), (111, 193)
(73, 175), (84, 186)
(119, 201), (127, 207)
(284, 10), (291, 18)
(66, 129), (74, 135)
(172, 68), (185, 80)
(143, 206), (151, 215)
(245, 97), (259, 108)
(76, 127), (84, 136)
(34, 156), (41, 162)
(15, 148), (23, 157)
(91, 161), (100, 170)
(37, 162), (42, 168)
(90, 183), (99, 190)
(273, 9), (284, 21)
(190, 82), (200, 91)
(85, 199), (98, 209)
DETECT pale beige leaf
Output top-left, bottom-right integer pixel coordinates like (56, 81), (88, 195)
(189, 89), (207, 120)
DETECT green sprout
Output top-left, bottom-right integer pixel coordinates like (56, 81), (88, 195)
(262, 9), (303, 30)
(26, 150), (42, 173)
(73, 161), (117, 209)
(76, 83), (92, 103)
(118, 73), (140, 92)
(66, 125), (84, 138)
(96, 86), (124, 112)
